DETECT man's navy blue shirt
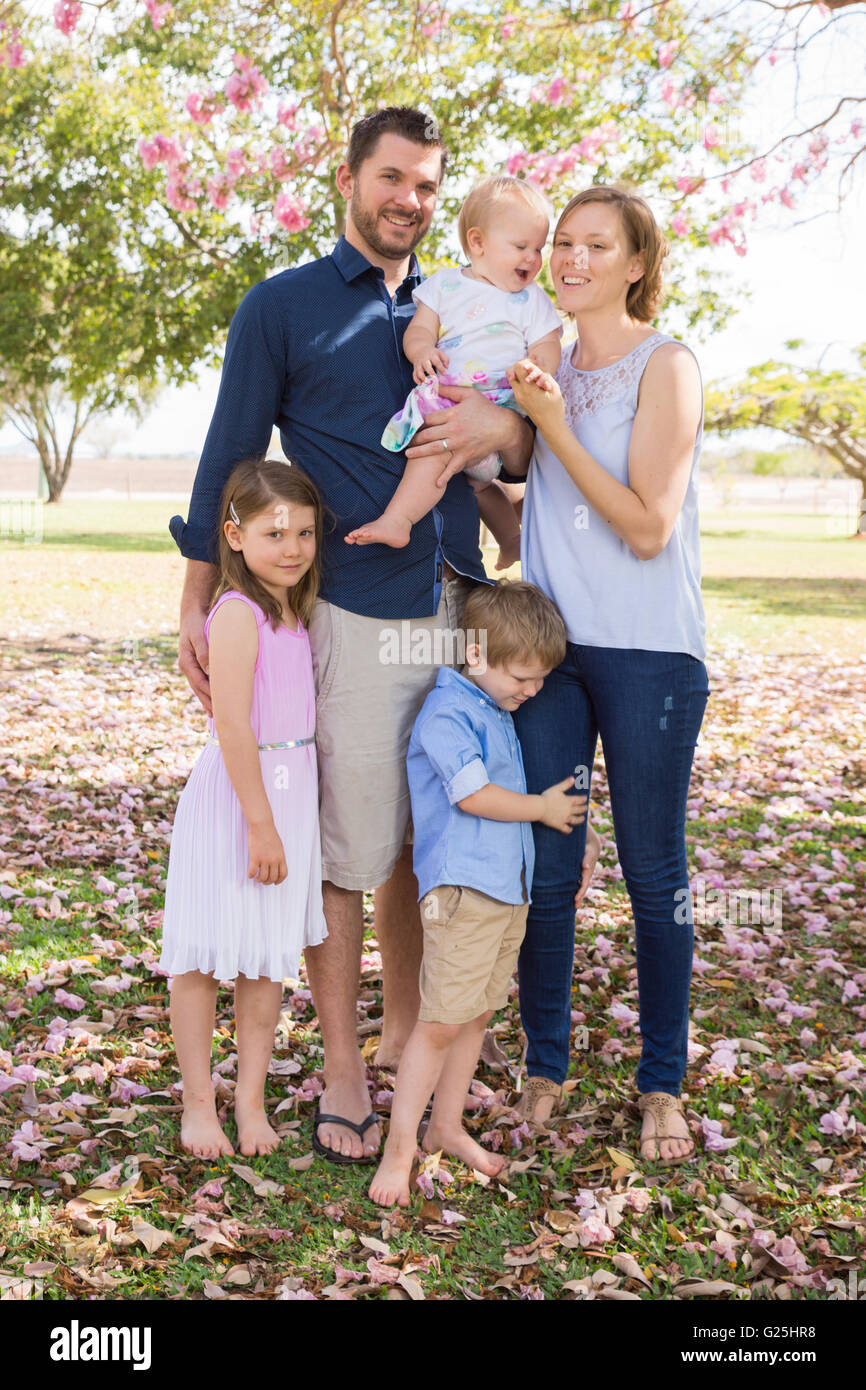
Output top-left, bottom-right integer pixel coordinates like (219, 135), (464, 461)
(169, 236), (491, 618)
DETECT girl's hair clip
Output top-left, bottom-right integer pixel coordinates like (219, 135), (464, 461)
(229, 500), (241, 525)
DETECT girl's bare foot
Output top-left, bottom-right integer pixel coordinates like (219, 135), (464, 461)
(235, 1100), (280, 1157)
(345, 515), (412, 548)
(369, 1144), (414, 1207)
(180, 1104), (235, 1159)
(422, 1124), (506, 1178)
(493, 536), (521, 571)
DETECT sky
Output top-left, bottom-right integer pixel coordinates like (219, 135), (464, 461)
(2, 1), (864, 461)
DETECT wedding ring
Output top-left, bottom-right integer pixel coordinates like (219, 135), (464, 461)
(442, 438), (449, 452)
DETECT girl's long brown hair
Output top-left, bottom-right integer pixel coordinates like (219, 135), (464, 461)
(212, 457), (327, 630)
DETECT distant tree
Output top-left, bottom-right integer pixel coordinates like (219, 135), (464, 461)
(704, 344), (866, 534)
(0, 50), (264, 499)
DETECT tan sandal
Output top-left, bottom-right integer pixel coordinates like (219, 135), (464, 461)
(637, 1091), (695, 1165)
(517, 1076), (567, 1123)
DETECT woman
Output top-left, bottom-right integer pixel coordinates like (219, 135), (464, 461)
(507, 186), (709, 1164)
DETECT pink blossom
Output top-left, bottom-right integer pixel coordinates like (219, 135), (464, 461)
(54, 2), (82, 36)
(225, 53), (268, 112)
(274, 192), (311, 234)
(707, 87), (724, 105)
(415, 1170), (435, 1199)
(671, 212), (689, 237)
(144, 0), (172, 29)
(546, 76), (574, 107)
(658, 41), (677, 68)
(779, 187), (796, 209)
(186, 90), (223, 127)
(577, 1212), (615, 1246)
(165, 168), (201, 213)
(701, 1116), (738, 1152)
(277, 103), (299, 129)
(819, 1106), (847, 1136)
(750, 158), (768, 183)
(676, 174), (703, 195)
(138, 134), (182, 171)
(224, 148), (248, 184)
(9, 1120), (51, 1162)
(768, 1236), (810, 1273)
(768, 50), (778, 67)
(500, 15), (518, 39)
(702, 124), (721, 151)
(509, 1121), (532, 1149)
(206, 176), (232, 212)
(609, 1000), (639, 1032)
(54, 988), (85, 1011)
(440, 1209), (466, 1225)
(269, 146), (293, 180)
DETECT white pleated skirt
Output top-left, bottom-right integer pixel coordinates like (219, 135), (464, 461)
(159, 742), (327, 983)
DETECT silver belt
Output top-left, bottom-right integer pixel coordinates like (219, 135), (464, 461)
(209, 735), (314, 750)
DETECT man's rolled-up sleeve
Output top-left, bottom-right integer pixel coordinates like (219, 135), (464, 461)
(416, 708), (490, 806)
(170, 280), (288, 564)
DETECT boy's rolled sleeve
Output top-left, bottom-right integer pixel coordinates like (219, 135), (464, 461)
(416, 708), (490, 806)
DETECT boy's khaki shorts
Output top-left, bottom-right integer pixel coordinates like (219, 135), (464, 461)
(307, 575), (473, 892)
(418, 884), (529, 1025)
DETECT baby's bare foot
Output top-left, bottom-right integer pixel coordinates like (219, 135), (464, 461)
(494, 536), (521, 571)
(422, 1125), (506, 1178)
(180, 1105), (235, 1160)
(369, 1145), (414, 1207)
(235, 1101), (280, 1157)
(345, 515), (412, 548)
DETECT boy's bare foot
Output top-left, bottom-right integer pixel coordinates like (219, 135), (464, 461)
(345, 515), (412, 548)
(493, 536), (521, 571)
(180, 1104), (235, 1159)
(235, 1100), (281, 1157)
(369, 1145), (415, 1207)
(422, 1124), (507, 1178)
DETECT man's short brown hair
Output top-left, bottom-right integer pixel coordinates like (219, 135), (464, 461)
(463, 579), (567, 671)
(346, 106), (448, 179)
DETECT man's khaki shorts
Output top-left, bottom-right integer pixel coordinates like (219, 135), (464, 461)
(307, 576), (474, 892)
(418, 885), (529, 1025)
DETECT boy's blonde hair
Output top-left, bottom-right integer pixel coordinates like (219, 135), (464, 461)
(458, 175), (552, 258)
(463, 579), (567, 671)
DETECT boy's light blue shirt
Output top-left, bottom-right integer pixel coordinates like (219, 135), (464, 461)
(407, 666), (535, 907)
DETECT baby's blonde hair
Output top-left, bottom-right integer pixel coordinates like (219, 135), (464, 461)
(457, 175), (552, 258)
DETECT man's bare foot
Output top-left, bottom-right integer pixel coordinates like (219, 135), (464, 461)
(180, 1104), (235, 1159)
(422, 1125), (506, 1178)
(493, 536), (521, 571)
(345, 514), (412, 548)
(316, 1073), (380, 1160)
(368, 1143), (415, 1207)
(235, 1099), (280, 1157)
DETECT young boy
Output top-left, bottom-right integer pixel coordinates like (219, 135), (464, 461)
(369, 581), (586, 1207)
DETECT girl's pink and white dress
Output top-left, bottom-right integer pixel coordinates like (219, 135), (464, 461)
(159, 590), (327, 983)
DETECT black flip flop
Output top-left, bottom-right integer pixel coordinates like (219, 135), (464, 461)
(312, 1109), (379, 1166)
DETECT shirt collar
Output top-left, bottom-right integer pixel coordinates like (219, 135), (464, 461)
(436, 663), (503, 714)
(331, 234), (422, 287)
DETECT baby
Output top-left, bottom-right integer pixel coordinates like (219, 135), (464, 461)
(345, 176), (562, 569)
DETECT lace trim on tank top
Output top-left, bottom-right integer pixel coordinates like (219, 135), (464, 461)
(558, 333), (674, 421)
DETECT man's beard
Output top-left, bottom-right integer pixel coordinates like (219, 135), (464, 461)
(349, 192), (427, 260)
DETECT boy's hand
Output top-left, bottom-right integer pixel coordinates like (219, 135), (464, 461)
(412, 347), (450, 385)
(248, 823), (288, 885)
(537, 776), (588, 834)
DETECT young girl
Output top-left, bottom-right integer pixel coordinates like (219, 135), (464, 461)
(344, 175), (562, 569)
(159, 457), (328, 1160)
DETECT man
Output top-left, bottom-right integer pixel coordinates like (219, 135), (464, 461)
(171, 107), (535, 1161)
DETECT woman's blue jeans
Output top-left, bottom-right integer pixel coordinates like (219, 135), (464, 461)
(513, 644), (710, 1095)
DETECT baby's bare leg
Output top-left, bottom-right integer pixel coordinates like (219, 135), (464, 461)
(170, 971), (235, 1159)
(234, 975), (283, 1156)
(422, 1010), (507, 1176)
(369, 1019), (458, 1207)
(473, 480), (522, 571)
(345, 455), (447, 549)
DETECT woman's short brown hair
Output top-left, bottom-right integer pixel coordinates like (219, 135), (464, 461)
(462, 579), (567, 671)
(555, 185), (669, 322)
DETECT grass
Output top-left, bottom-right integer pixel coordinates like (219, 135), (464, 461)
(0, 497), (864, 1302)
